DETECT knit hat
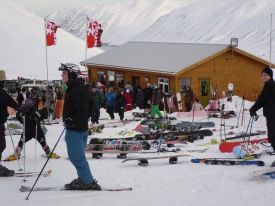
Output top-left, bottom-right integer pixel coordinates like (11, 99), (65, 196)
(0, 70), (6, 81)
(262, 67), (273, 78)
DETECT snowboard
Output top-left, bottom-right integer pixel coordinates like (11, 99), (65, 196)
(176, 92), (183, 112)
(227, 83), (233, 102)
(140, 118), (178, 126)
(191, 158), (264, 166)
(219, 138), (269, 153)
(122, 154), (190, 166)
(249, 167), (275, 177)
(177, 121), (215, 128)
(177, 111), (207, 118)
(132, 112), (149, 118)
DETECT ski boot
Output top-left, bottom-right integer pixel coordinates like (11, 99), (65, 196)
(0, 165), (15, 176)
(4, 154), (20, 161)
(46, 152), (60, 159)
(65, 178), (101, 190)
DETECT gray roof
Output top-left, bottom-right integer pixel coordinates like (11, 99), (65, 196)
(82, 42), (229, 74)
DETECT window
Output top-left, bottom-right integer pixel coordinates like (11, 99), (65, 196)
(97, 70), (106, 85)
(107, 71), (115, 86)
(116, 73), (124, 88)
(180, 78), (191, 95)
(158, 77), (169, 94)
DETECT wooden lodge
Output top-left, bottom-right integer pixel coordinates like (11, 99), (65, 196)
(81, 41), (274, 107)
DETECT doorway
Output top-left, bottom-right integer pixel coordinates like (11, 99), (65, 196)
(199, 79), (210, 107)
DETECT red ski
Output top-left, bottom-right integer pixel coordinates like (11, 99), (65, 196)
(219, 138), (268, 153)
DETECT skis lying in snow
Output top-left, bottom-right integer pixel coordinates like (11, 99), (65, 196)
(191, 158), (264, 166)
(249, 167), (275, 178)
(19, 185), (132, 192)
(14, 170), (52, 177)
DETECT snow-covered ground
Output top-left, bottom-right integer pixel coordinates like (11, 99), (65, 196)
(1, 96), (274, 206)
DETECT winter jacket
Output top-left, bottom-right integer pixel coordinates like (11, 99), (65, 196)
(124, 93), (133, 111)
(250, 78), (275, 118)
(16, 108), (48, 134)
(136, 90), (144, 106)
(143, 87), (152, 104)
(90, 90), (103, 110)
(105, 92), (116, 107)
(0, 88), (18, 124)
(63, 78), (90, 132)
(183, 89), (194, 103)
(115, 93), (127, 109)
(152, 88), (164, 105)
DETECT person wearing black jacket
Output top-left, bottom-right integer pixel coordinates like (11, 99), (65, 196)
(59, 63), (101, 191)
(5, 99), (59, 161)
(0, 79), (19, 176)
(250, 67), (275, 166)
(115, 89), (127, 120)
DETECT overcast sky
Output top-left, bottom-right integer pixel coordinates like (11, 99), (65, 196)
(14, 0), (118, 17)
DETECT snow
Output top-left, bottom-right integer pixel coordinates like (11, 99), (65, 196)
(0, 0), (104, 80)
(1, 96), (275, 206)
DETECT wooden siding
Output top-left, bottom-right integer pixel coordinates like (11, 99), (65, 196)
(176, 50), (266, 101)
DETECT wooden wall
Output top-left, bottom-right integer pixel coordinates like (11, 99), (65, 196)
(176, 50), (266, 101)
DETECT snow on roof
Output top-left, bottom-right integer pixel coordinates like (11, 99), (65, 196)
(82, 41), (229, 74)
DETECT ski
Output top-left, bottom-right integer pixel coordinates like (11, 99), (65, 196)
(249, 167), (275, 177)
(13, 170), (52, 177)
(19, 185), (132, 192)
(177, 121), (215, 128)
(191, 158), (264, 166)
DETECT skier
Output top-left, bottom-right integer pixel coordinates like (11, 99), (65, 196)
(90, 83), (103, 124)
(124, 89), (133, 111)
(193, 99), (204, 111)
(151, 84), (163, 118)
(59, 63), (101, 190)
(183, 84), (194, 112)
(5, 98), (60, 161)
(0, 76), (19, 176)
(164, 90), (178, 114)
(249, 67), (275, 166)
(115, 88), (127, 121)
(105, 87), (115, 120)
(143, 83), (152, 111)
(135, 86), (144, 109)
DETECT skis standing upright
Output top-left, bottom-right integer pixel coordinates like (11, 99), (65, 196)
(176, 92), (183, 112)
(227, 83), (233, 102)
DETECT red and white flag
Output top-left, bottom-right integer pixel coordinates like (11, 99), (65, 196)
(45, 18), (59, 46)
(87, 17), (103, 48)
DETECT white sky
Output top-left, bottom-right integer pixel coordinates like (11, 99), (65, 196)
(14, 0), (118, 17)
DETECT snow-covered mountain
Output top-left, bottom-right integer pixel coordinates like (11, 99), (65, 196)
(49, 0), (275, 63)
(0, 0), (103, 80)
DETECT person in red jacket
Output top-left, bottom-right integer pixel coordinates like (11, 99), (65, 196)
(124, 89), (132, 111)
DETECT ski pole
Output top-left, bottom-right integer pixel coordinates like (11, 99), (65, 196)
(25, 127), (66, 200)
(6, 122), (22, 171)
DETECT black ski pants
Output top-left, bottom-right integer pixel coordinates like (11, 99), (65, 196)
(266, 116), (275, 151)
(0, 124), (6, 161)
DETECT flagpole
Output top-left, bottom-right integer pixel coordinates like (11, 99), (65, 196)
(44, 18), (49, 86)
(84, 17), (89, 84)
(270, 13), (273, 68)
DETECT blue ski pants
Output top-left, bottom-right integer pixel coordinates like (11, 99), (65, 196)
(65, 129), (94, 184)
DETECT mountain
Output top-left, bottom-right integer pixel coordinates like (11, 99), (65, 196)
(0, 0), (103, 80)
(49, 0), (275, 64)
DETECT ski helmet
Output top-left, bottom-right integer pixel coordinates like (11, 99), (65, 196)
(59, 63), (80, 79)
(20, 98), (35, 114)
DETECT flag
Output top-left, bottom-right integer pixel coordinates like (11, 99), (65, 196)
(45, 18), (59, 46)
(87, 17), (103, 48)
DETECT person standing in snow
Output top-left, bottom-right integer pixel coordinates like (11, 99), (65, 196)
(183, 84), (194, 112)
(5, 99), (59, 161)
(124, 89), (133, 111)
(59, 63), (101, 190)
(105, 87), (116, 120)
(135, 86), (144, 109)
(115, 89), (127, 121)
(151, 84), (163, 118)
(143, 83), (152, 110)
(90, 83), (103, 124)
(0, 77), (19, 176)
(250, 67), (275, 166)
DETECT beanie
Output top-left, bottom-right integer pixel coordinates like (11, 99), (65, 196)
(262, 67), (273, 78)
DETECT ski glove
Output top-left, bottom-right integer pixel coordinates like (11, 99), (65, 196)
(249, 108), (257, 117)
(64, 118), (75, 128)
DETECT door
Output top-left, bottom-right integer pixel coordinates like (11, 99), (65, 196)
(199, 79), (210, 107)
